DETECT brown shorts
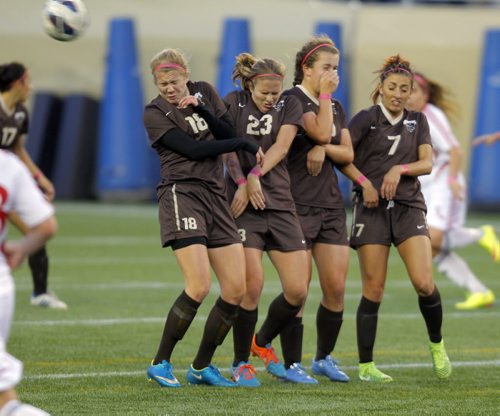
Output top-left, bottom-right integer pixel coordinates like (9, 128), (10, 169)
(349, 195), (429, 248)
(235, 209), (307, 252)
(296, 205), (349, 249)
(157, 181), (241, 248)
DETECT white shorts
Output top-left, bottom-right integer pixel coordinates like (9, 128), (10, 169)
(421, 170), (466, 231)
(0, 272), (23, 391)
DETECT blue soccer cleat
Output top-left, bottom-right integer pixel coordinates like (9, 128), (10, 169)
(231, 361), (261, 387)
(284, 363), (318, 384)
(147, 360), (181, 388)
(186, 364), (237, 387)
(312, 355), (350, 382)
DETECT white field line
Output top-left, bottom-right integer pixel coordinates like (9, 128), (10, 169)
(15, 310), (500, 327)
(24, 359), (500, 381)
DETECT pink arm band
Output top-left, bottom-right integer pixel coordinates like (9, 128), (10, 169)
(355, 174), (367, 186)
(448, 175), (457, 184)
(401, 164), (409, 174)
(249, 166), (262, 178)
(33, 171), (42, 181)
(319, 93), (331, 100)
(236, 178), (247, 186)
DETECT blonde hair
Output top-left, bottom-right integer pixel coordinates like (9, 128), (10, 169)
(371, 54), (413, 104)
(293, 36), (339, 86)
(150, 48), (189, 81)
(232, 52), (285, 91)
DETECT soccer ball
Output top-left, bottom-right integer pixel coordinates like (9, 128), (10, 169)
(41, 0), (89, 41)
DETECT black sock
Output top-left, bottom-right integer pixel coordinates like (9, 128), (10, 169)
(232, 307), (258, 366)
(192, 297), (239, 370)
(153, 291), (200, 364)
(280, 317), (303, 368)
(418, 286), (443, 343)
(356, 296), (380, 363)
(29, 246), (48, 295)
(256, 293), (302, 347)
(315, 304), (343, 361)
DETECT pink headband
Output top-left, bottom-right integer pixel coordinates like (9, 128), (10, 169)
(381, 66), (413, 81)
(153, 63), (186, 73)
(301, 43), (332, 66)
(251, 73), (284, 80)
(413, 74), (429, 92)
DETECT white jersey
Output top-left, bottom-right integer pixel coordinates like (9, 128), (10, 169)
(0, 149), (54, 275)
(420, 104), (465, 231)
(420, 103), (459, 190)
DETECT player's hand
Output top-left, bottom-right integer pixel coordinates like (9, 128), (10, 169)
(319, 70), (339, 96)
(37, 176), (55, 201)
(362, 181), (379, 208)
(450, 181), (464, 201)
(255, 147), (265, 168)
(177, 95), (200, 109)
(472, 131), (500, 146)
(247, 173), (265, 210)
(306, 145), (326, 176)
(381, 166), (401, 200)
(2, 241), (27, 270)
(231, 184), (249, 219)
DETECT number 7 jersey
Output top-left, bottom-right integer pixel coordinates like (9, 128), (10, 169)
(348, 104), (432, 210)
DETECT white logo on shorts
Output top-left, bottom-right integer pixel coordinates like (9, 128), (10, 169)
(417, 225), (425, 229)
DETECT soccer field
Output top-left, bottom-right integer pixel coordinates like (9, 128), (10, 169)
(10, 202), (500, 415)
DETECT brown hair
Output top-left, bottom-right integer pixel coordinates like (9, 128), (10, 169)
(413, 72), (460, 123)
(371, 54), (413, 104)
(232, 53), (285, 91)
(293, 36), (339, 86)
(0, 62), (26, 92)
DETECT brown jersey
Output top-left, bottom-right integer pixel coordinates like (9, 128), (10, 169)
(285, 86), (346, 209)
(224, 90), (303, 211)
(349, 104), (431, 210)
(0, 101), (28, 150)
(144, 80), (228, 196)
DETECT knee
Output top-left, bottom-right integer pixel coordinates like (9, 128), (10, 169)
(185, 283), (211, 303)
(285, 285), (308, 306)
(415, 281), (435, 297)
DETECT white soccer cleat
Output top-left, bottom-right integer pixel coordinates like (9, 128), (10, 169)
(31, 292), (68, 310)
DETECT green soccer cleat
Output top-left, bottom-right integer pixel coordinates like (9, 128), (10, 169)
(358, 362), (393, 383)
(479, 225), (500, 263)
(429, 339), (452, 379)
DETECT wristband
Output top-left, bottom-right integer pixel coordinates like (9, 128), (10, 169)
(235, 178), (247, 186)
(448, 175), (457, 184)
(401, 164), (409, 174)
(249, 166), (262, 178)
(319, 93), (331, 100)
(33, 171), (42, 181)
(355, 174), (367, 186)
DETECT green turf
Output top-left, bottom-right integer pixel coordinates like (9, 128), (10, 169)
(9, 202), (500, 415)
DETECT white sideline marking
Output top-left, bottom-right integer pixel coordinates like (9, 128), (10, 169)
(24, 360), (500, 381)
(15, 310), (500, 326)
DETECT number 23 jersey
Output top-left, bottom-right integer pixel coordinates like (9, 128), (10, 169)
(348, 104), (432, 210)
(224, 90), (303, 211)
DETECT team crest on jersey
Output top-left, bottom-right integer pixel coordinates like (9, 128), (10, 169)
(194, 92), (205, 105)
(332, 101), (338, 115)
(14, 112), (26, 125)
(274, 99), (285, 112)
(403, 119), (417, 133)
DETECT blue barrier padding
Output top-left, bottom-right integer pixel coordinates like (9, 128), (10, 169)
(26, 92), (63, 178)
(469, 29), (500, 209)
(216, 18), (252, 98)
(51, 95), (99, 199)
(315, 22), (352, 205)
(97, 18), (152, 201)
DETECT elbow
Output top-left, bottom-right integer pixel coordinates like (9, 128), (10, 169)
(422, 160), (433, 175)
(344, 148), (354, 165)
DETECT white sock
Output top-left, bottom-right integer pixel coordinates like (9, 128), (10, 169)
(443, 227), (483, 251)
(435, 252), (488, 293)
